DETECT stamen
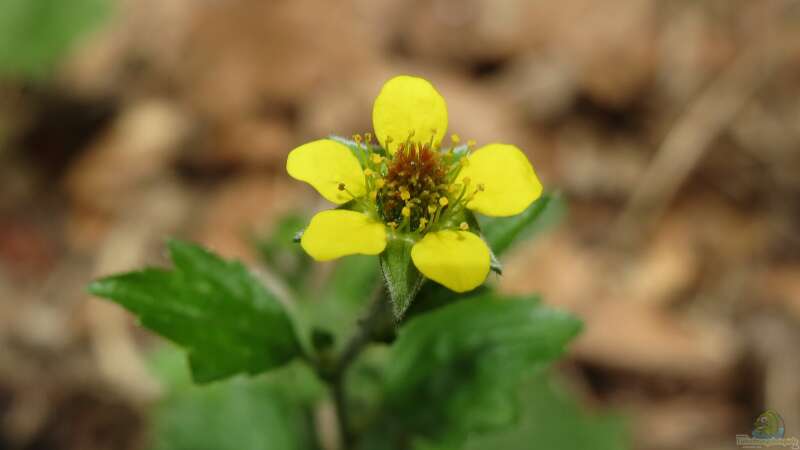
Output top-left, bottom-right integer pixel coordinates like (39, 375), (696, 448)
(371, 154), (383, 165)
(439, 197), (449, 207)
(451, 134), (461, 145)
(459, 222), (469, 231)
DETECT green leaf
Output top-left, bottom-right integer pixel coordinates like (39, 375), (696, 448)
(88, 240), (301, 383)
(479, 193), (564, 258)
(0, 0), (110, 79)
(380, 237), (424, 319)
(372, 293), (582, 446)
(465, 372), (628, 450)
(148, 345), (321, 450)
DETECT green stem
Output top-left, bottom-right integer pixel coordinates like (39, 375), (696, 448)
(326, 284), (389, 448)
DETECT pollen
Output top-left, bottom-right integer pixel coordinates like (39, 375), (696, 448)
(439, 197), (449, 207)
(376, 141), (451, 231)
(371, 154), (383, 165)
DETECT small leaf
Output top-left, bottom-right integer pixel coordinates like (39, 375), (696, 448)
(88, 240), (301, 383)
(380, 237), (424, 319)
(479, 193), (564, 258)
(375, 293), (582, 445)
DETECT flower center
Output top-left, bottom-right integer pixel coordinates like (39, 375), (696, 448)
(376, 142), (451, 231)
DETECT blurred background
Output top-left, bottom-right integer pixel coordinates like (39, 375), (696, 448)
(1, 0), (799, 449)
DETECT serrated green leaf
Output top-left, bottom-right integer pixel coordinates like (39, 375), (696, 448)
(0, 0), (110, 79)
(370, 293), (581, 446)
(479, 193), (564, 258)
(380, 237), (424, 319)
(88, 240), (301, 383)
(149, 345), (321, 450)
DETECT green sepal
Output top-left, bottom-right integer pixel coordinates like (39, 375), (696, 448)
(380, 235), (425, 320)
(329, 134), (386, 168)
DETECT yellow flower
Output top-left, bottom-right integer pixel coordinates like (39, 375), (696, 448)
(286, 75), (542, 293)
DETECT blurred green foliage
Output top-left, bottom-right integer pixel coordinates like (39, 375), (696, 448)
(149, 346), (323, 450)
(0, 0), (110, 79)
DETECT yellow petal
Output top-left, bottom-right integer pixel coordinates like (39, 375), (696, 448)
(456, 143), (542, 217)
(411, 230), (490, 293)
(301, 210), (387, 261)
(287, 139), (366, 204)
(372, 75), (448, 153)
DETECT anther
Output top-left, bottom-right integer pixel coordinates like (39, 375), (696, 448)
(371, 154), (383, 165)
(451, 134), (461, 144)
(364, 168), (374, 177)
(338, 183), (346, 191)
(353, 134), (362, 144)
(459, 222), (469, 231)
(401, 206), (411, 217)
(439, 197), (449, 207)
(365, 132), (372, 143)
